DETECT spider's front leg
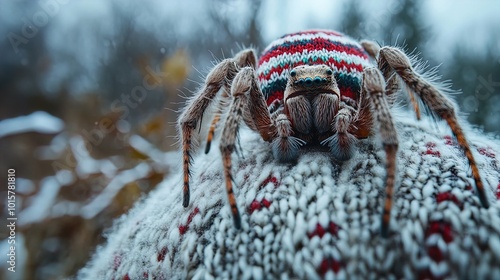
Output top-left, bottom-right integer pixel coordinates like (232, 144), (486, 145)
(178, 52), (248, 208)
(219, 67), (278, 228)
(362, 67), (399, 237)
(205, 50), (257, 154)
(378, 47), (490, 208)
(361, 40), (421, 119)
(219, 65), (304, 228)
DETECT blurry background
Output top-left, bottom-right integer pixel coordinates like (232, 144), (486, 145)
(0, 0), (499, 279)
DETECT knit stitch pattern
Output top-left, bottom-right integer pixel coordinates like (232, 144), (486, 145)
(78, 114), (500, 279)
(256, 30), (371, 106)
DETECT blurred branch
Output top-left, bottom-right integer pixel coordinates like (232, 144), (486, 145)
(209, 0), (264, 49)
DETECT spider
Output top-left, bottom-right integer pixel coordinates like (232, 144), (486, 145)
(178, 30), (489, 237)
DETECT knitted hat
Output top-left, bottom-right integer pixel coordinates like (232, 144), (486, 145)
(256, 30), (372, 106)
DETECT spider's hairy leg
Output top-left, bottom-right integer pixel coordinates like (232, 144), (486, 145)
(178, 59), (238, 207)
(219, 66), (277, 229)
(406, 88), (422, 120)
(379, 47), (489, 208)
(321, 103), (358, 161)
(267, 100), (293, 159)
(205, 49), (258, 154)
(364, 42), (421, 119)
(363, 67), (399, 238)
(234, 49), (257, 70)
(272, 95), (306, 162)
(360, 40), (380, 60)
(219, 78), (246, 229)
(384, 71), (421, 120)
(220, 101), (243, 229)
(383, 67), (421, 120)
(351, 87), (372, 139)
(271, 113), (305, 162)
(243, 68), (275, 142)
(204, 91), (228, 154)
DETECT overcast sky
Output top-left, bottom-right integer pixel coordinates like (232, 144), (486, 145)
(1, 0), (499, 94)
(259, 0), (500, 59)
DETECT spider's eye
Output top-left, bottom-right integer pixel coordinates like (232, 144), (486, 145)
(290, 70), (297, 77)
(326, 69), (333, 76)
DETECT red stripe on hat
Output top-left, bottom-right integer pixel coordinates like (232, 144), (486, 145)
(259, 37), (368, 66)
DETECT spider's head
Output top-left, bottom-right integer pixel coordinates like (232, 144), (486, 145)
(284, 65), (340, 100)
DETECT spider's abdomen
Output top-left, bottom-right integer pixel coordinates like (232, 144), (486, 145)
(257, 30), (372, 106)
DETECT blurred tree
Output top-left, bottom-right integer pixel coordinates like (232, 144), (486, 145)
(338, 0), (500, 133)
(447, 45), (500, 132)
(91, 2), (169, 123)
(0, 1), (56, 119)
(340, 0), (428, 53)
(340, 0), (365, 39)
(209, 0), (264, 50)
(381, 0), (428, 52)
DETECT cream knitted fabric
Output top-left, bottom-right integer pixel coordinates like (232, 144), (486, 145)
(79, 114), (500, 279)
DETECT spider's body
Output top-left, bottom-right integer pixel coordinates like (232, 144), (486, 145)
(256, 30), (374, 154)
(178, 30), (489, 237)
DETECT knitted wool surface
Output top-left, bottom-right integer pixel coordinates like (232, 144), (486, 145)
(79, 115), (500, 279)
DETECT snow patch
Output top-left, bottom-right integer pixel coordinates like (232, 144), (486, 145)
(0, 111), (64, 138)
